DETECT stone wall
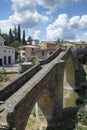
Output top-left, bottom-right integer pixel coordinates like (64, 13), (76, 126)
(40, 48), (61, 65)
(0, 63), (41, 101)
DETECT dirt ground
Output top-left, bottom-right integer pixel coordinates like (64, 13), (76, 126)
(25, 115), (47, 130)
(0, 73), (19, 88)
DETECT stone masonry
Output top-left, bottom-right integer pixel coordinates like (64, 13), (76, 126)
(0, 48), (84, 130)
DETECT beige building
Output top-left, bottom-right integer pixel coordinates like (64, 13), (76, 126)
(40, 41), (56, 49)
(36, 41), (57, 60)
(74, 42), (87, 49)
(18, 45), (40, 62)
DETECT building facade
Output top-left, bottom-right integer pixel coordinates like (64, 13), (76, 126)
(0, 35), (15, 66)
(74, 42), (87, 48)
(27, 39), (39, 46)
(36, 41), (57, 60)
(18, 45), (40, 62)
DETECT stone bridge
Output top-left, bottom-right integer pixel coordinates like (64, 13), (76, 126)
(0, 48), (84, 130)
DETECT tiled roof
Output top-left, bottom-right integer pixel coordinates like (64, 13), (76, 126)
(75, 42), (87, 45)
(41, 41), (56, 44)
(4, 46), (15, 50)
(18, 45), (40, 49)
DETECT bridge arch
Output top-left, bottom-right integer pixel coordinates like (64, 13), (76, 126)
(37, 90), (55, 122)
(63, 55), (75, 90)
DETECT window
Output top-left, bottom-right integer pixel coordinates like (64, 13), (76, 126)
(42, 52), (44, 56)
(22, 52), (25, 55)
(32, 48), (34, 51)
(4, 56), (6, 65)
(50, 52), (53, 55)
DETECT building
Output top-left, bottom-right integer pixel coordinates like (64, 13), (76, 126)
(32, 39), (39, 46)
(27, 39), (39, 46)
(0, 35), (15, 66)
(74, 42), (87, 49)
(40, 41), (56, 49)
(36, 48), (56, 60)
(36, 41), (57, 60)
(18, 45), (40, 62)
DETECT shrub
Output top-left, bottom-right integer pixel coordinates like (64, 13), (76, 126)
(0, 68), (7, 82)
(77, 106), (87, 126)
(75, 98), (84, 105)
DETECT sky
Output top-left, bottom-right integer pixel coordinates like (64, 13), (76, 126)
(0, 0), (87, 42)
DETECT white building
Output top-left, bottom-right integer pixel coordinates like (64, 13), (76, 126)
(27, 39), (39, 46)
(0, 35), (15, 66)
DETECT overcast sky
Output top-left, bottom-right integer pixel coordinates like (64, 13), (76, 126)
(0, 0), (87, 41)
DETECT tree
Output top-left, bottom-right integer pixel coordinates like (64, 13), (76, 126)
(13, 26), (18, 41)
(17, 24), (21, 43)
(56, 38), (60, 46)
(22, 30), (26, 45)
(15, 49), (20, 61)
(8, 28), (14, 44)
(1, 33), (9, 46)
(73, 47), (87, 64)
(27, 36), (32, 45)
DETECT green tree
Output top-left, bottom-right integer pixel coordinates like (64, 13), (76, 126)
(15, 49), (20, 60)
(1, 33), (9, 46)
(27, 36), (32, 45)
(22, 30), (26, 45)
(56, 38), (60, 46)
(8, 28), (14, 44)
(13, 26), (18, 41)
(17, 24), (21, 43)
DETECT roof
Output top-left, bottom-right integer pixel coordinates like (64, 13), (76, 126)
(36, 48), (56, 51)
(41, 41), (56, 45)
(4, 46), (15, 50)
(18, 45), (40, 49)
(75, 42), (87, 45)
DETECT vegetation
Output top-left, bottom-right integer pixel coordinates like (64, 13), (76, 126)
(1, 24), (28, 48)
(77, 106), (87, 126)
(75, 98), (84, 105)
(32, 110), (36, 117)
(73, 47), (87, 64)
(0, 68), (7, 82)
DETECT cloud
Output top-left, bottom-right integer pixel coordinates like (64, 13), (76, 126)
(36, 0), (68, 10)
(36, 0), (80, 13)
(46, 13), (87, 41)
(0, 0), (49, 33)
(11, 0), (35, 13)
(0, 20), (14, 33)
(9, 11), (49, 28)
(69, 15), (87, 30)
(76, 32), (87, 41)
(46, 14), (75, 40)
(28, 29), (41, 39)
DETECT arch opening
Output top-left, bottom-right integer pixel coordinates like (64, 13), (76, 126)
(63, 56), (75, 90)
(37, 90), (55, 122)
(25, 90), (55, 130)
